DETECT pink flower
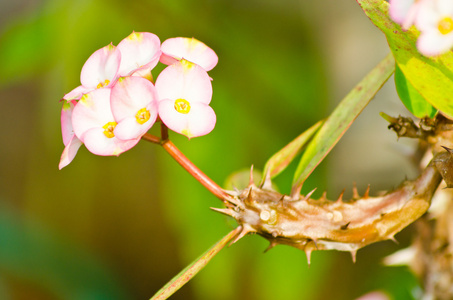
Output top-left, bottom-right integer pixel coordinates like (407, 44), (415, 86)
(155, 59), (216, 138)
(117, 32), (161, 80)
(64, 44), (121, 100)
(59, 100), (83, 169)
(72, 88), (140, 156)
(389, 0), (426, 30)
(160, 37), (218, 71)
(415, 0), (453, 56)
(110, 76), (159, 140)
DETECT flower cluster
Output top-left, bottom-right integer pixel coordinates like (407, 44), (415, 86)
(59, 32), (218, 169)
(389, 0), (453, 56)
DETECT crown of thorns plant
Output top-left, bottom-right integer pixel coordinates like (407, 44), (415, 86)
(58, 0), (453, 299)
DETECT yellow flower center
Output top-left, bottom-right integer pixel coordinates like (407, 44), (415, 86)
(97, 79), (110, 89)
(102, 122), (117, 138)
(135, 108), (151, 124)
(174, 99), (191, 114)
(438, 17), (453, 35)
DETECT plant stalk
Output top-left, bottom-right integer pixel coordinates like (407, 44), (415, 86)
(150, 226), (242, 300)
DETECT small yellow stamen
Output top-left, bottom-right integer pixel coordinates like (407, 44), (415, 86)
(135, 108), (151, 124)
(174, 99), (191, 114)
(97, 79), (110, 89)
(438, 17), (453, 35)
(102, 122), (117, 138)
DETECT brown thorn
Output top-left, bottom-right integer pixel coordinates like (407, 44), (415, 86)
(261, 168), (273, 190)
(229, 224), (255, 246)
(305, 249), (312, 267)
(311, 239), (319, 250)
(352, 182), (360, 199)
(222, 195), (244, 209)
(264, 241), (278, 253)
(277, 195), (286, 208)
(388, 236), (399, 245)
(336, 189), (345, 203)
(249, 165), (256, 187)
(244, 186), (254, 204)
(290, 184), (303, 200)
(210, 207), (237, 218)
(442, 146), (453, 156)
(363, 184), (370, 198)
(320, 191), (327, 201)
(340, 222), (350, 230)
(301, 188), (317, 202)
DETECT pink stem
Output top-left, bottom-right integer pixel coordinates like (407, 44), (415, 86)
(141, 133), (229, 201)
(161, 140), (229, 201)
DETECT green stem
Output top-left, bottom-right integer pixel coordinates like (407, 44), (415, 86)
(150, 226), (242, 300)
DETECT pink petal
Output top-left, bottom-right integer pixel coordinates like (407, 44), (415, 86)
(415, 3), (439, 30)
(117, 32), (161, 77)
(113, 100), (157, 140)
(160, 37), (218, 71)
(159, 53), (179, 67)
(61, 100), (77, 145)
(81, 127), (140, 156)
(129, 67), (154, 81)
(114, 116), (148, 140)
(110, 76), (158, 121)
(415, 0), (453, 31)
(80, 43), (121, 89)
(438, 0), (453, 14)
(63, 85), (91, 101)
(158, 100), (216, 138)
(183, 102), (216, 138)
(72, 88), (114, 142)
(417, 30), (453, 56)
(389, 0), (414, 24)
(155, 59), (212, 105)
(59, 135), (83, 169)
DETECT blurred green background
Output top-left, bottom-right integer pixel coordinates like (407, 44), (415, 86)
(0, 0), (421, 299)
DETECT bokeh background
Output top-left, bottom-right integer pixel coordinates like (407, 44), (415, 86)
(0, 0), (422, 299)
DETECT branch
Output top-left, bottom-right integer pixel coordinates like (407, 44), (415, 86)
(150, 226), (242, 300)
(161, 140), (229, 201)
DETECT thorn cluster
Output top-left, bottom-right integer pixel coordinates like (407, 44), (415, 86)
(213, 154), (446, 264)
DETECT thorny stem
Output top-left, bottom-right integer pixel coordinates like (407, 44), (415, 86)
(150, 226), (242, 300)
(141, 132), (229, 201)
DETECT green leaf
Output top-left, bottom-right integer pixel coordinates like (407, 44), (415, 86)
(150, 227), (241, 300)
(291, 53), (395, 195)
(357, 0), (453, 118)
(261, 120), (323, 185)
(394, 64), (437, 118)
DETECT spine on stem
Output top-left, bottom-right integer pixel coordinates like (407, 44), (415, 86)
(212, 152), (450, 264)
